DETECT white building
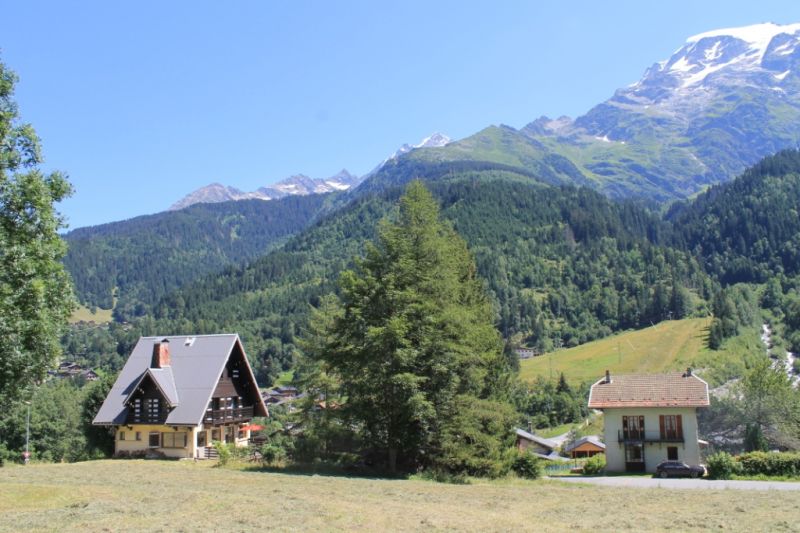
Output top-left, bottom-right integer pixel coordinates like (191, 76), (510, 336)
(588, 369), (709, 473)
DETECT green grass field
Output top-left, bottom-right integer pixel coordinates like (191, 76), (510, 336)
(1, 460), (798, 532)
(69, 304), (113, 324)
(519, 318), (762, 387)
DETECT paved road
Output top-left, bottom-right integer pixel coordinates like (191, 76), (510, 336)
(551, 476), (800, 491)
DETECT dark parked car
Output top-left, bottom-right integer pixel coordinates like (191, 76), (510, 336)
(655, 460), (706, 478)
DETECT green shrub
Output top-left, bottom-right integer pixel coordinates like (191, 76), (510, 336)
(213, 442), (233, 466)
(511, 452), (542, 479)
(706, 451), (738, 479)
(737, 451), (800, 477)
(260, 443), (287, 466)
(582, 454), (605, 475)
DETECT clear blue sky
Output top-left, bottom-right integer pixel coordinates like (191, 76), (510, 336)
(4, 1), (800, 229)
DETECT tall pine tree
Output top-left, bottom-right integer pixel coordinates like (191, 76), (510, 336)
(315, 181), (515, 474)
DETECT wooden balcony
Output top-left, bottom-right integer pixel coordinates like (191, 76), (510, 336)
(618, 430), (684, 444)
(203, 406), (254, 425)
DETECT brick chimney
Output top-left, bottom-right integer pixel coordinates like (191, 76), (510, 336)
(151, 339), (171, 368)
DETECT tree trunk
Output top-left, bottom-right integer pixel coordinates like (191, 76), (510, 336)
(388, 447), (397, 474)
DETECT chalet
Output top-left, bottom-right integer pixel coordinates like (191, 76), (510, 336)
(93, 335), (268, 459)
(515, 428), (566, 461)
(80, 369), (100, 382)
(273, 386), (299, 398)
(588, 369), (709, 473)
(563, 436), (605, 459)
(515, 348), (539, 360)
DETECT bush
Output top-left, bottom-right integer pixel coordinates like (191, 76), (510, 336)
(260, 443), (287, 466)
(582, 454), (605, 475)
(706, 451), (738, 479)
(511, 451), (542, 479)
(737, 451), (800, 477)
(213, 442), (233, 466)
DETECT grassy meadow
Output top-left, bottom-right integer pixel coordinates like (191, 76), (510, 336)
(69, 304), (113, 324)
(519, 318), (762, 387)
(1, 460), (799, 532)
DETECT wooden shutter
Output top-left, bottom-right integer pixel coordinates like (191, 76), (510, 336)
(676, 414), (683, 439)
(659, 415), (666, 439)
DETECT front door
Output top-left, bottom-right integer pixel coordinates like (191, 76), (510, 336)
(625, 443), (645, 472)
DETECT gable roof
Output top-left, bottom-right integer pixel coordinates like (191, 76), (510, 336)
(564, 435), (606, 453)
(93, 334), (268, 426)
(515, 428), (558, 450)
(124, 367), (179, 407)
(587, 371), (709, 409)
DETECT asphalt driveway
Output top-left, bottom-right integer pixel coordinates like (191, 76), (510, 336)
(552, 476), (800, 491)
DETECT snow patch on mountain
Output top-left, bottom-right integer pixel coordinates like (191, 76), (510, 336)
(169, 170), (361, 211)
(363, 132), (452, 177)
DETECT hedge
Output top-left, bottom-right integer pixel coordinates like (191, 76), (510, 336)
(737, 451), (800, 477)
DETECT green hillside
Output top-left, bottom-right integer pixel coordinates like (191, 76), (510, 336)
(519, 317), (764, 387)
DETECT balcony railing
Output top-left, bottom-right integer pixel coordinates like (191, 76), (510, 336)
(204, 406), (253, 425)
(618, 430), (683, 443)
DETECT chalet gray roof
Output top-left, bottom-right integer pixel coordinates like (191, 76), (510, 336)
(515, 428), (558, 450)
(125, 367), (180, 406)
(563, 435), (606, 453)
(93, 334), (266, 426)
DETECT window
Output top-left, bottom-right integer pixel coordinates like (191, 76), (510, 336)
(659, 415), (683, 440)
(622, 415), (645, 439)
(135, 432), (141, 441)
(232, 368), (240, 379)
(162, 432), (187, 448)
(667, 446), (679, 460)
(119, 431), (126, 441)
(197, 431), (207, 448)
(148, 432), (160, 448)
(133, 398), (142, 422)
(625, 443), (644, 462)
(146, 398), (160, 422)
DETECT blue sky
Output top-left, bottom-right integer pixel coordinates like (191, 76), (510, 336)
(4, 1), (800, 228)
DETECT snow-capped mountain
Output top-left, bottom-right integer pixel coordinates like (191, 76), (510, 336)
(362, 133), (452, 178)
(521, 22), (800, 199)
(169, 170), (360, 211)
(388, 132), (452, 160)
(170, 134), (450, 211)
(622, 22), (800, 106)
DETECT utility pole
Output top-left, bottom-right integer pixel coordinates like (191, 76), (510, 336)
(24, 401), (31, 465)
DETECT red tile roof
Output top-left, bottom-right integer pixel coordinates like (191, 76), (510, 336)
(588, 371), (709, 408)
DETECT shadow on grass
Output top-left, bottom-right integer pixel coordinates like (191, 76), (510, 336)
(239, 461), (409, 481)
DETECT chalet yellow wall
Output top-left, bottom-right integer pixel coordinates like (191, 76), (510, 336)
(115, 425), (198, 459)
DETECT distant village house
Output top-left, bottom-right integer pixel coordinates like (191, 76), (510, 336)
(515, 428), (567, 461)
(563, 436), (605, 459)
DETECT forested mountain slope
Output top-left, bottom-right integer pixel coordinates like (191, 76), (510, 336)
(63, 193), (332, 317)
(670, 149), (800, 285)
(145, 177), (708, 383)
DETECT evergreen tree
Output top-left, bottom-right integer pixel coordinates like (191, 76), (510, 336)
(0, 60), (74, 406)
(316, 181), (514, 474)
